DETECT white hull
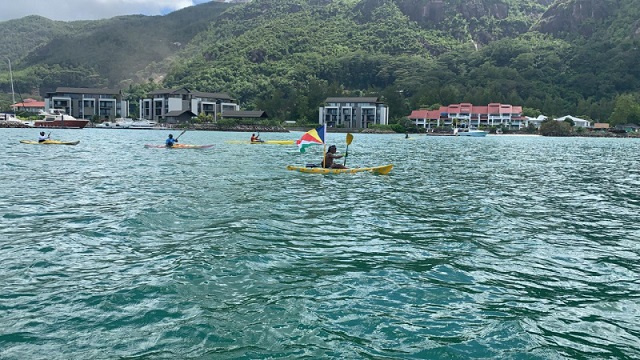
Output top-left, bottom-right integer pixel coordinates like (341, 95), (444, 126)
(96, 121), (131, 129)
(457, 129), (488, 137)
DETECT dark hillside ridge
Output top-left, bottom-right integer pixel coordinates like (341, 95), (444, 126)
(6, 1), (235, 90)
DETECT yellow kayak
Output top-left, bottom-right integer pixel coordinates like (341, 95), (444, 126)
(226, 140), (294, 145)
(20, 140), (80, 145)
(253, 140), (294, 145)
(286, 164), (393, 175)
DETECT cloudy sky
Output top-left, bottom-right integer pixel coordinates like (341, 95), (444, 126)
(0, 0), (217, 22)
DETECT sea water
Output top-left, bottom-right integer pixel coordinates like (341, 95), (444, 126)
(1, 129), (639, 359)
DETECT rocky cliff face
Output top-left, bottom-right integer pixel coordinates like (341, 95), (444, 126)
(396, 0), (550, 24)
(533, 0), (613, 37)
(393, 0), (552, 43)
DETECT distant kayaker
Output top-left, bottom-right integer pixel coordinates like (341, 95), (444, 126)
(323, 145), (348, 169)
(250, 133), (263, 142)
(38, 131), (49, 143)
(405, 132), (409, 139)
(165, 134), (178, 147)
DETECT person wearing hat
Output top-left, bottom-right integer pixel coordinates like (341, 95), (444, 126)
(165, 133), (178, 148)
(38, 131), (49, 143)
(323, 145), (348, 169)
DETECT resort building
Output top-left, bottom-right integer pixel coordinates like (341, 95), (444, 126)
(11, 98), (45, 113)
(44, 87), (128, 120)
(408, 103), (524, 130)
(139, 87), (239, 124)
(524, 115), (548, 129)
(554, 115), (591, 128)
(319, 97), (388, 128)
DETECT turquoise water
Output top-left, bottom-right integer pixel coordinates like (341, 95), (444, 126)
(1, 128), (639, 359)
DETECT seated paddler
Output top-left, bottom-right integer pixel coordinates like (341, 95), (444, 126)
(323, 145), (348, 169)
(165, 133), (178, 147)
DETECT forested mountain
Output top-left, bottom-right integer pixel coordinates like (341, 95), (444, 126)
(1, 0), (640, 125)
(0, 1), (234, 94)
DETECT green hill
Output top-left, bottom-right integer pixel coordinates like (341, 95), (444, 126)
(0, 1), (235, 95)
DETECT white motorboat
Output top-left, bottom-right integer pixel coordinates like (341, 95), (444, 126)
(0, 113), (33, 127)
(455, 128), (488, 137)
(128, 120), (157, 129)
(95, 118), (133, 129)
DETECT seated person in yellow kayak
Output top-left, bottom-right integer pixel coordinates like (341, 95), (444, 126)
(165, 133), (178, 147)
(38, 131), (49, 143)
(323, 145), (348, 169)
(250, 133), (263, 142)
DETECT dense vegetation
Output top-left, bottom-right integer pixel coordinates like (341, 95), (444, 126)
(2, 0), (640, 127)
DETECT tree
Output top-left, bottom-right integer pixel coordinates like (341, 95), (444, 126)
(539, 119), (571, 136)
(609, 93), (640, 126)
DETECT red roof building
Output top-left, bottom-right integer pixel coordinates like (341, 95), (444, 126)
(11, 98), (45, 113)
(408, 103), (524, 130)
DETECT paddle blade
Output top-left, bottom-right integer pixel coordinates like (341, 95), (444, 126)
(343, 133), (353, 166)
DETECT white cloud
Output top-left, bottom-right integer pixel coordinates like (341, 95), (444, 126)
(0, 0), (211, 22)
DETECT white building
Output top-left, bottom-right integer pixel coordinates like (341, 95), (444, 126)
(139, 87), (239, 123)
(319, 97), (388, 129)
(525, 115), (548, 129)
(554, 115), (591, 128)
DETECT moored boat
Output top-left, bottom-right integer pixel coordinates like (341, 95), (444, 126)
(286, 164), (393, 175)
(129, 120), (157, 129)
(456, 129), (488, 137)
(95, 118), (133, 129)
(35, 109), (89, 129)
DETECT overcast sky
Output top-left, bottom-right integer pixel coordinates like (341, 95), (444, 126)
(0, 0), (217, 22)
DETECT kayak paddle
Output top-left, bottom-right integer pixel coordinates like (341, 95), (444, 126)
(176, 129), (187, 141)
(344, 133), (353, 166)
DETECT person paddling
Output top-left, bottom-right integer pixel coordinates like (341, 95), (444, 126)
(250, 133), (263, 142)
(165, 133), (178, 147)
(38, 131), (49, 143)
(323, 145), (348, 169)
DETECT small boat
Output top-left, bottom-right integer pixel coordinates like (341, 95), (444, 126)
(144, 144), (214, 149)
(129, 120), (157, 129)
(35, 109), (89, 129)
(1, 113), (33, 127)
(456, 129), (488, 137)
(286, 164), (393, 175)
(95, 118), (133, 129)
(20, 140), (80, 145)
